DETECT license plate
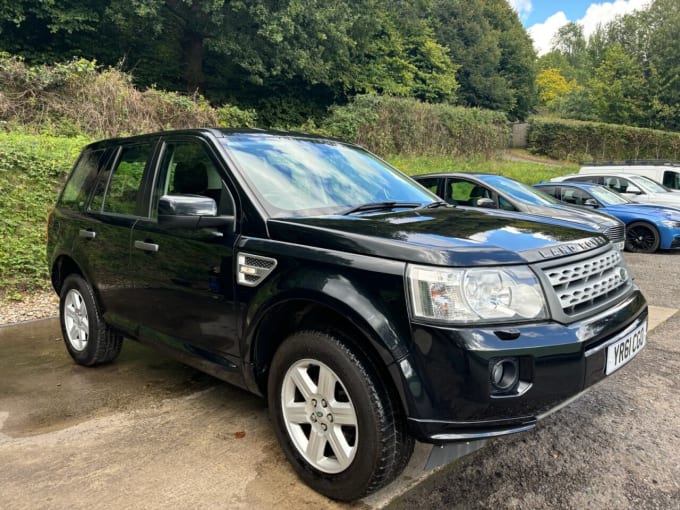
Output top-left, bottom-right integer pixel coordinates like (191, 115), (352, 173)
(606, 320), (646, 375)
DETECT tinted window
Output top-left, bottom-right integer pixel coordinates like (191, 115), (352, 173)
(559, 187), (591, 205)
(662, 170), (680, 189)
(416, 177), (440, 195)
(448, 179), (491, 206)
(91, 144), (153, 215)
(154, 140), (234, 216)
(59, 149), (106, 211)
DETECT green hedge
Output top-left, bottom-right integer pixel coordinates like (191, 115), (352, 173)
(0, 132), (89, 297)
(321, 95), (509, 159)
(528, 117), (680, 162)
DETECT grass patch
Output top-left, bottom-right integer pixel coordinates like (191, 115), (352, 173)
(0, 132), (90, 298)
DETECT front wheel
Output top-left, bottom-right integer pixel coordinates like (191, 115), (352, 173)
(59, 274), (123, 366)
(625, 221), (660, 253)
(268, 330), (413, 501)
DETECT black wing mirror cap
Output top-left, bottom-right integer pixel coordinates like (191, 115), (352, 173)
(159, 195), (217, 216)
(158, 195), (233, 229)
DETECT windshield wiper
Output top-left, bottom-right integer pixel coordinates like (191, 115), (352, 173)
(342, 201), (421, 215)
(423, 200), (451, 208)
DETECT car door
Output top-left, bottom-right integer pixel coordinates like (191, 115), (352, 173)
(129, 136), (241, 367)
(73, 141), (157, 331)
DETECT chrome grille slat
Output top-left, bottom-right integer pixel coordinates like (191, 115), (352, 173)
(603, 224), (625, 243)
(543, 249), (630, 315)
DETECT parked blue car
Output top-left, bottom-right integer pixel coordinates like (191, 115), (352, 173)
(534, 181), (680, 253)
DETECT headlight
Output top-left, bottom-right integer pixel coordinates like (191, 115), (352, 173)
(407, 264), (547, 324)
(661, 220), (680, 229)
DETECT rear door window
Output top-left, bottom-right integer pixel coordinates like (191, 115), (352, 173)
(90, 143), (154, 216)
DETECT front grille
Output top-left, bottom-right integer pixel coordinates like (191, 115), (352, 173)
(542, 249), (630, 315)
(603, 224), (625, 244)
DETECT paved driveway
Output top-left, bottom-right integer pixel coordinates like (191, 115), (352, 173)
(0, 252), (678, 509)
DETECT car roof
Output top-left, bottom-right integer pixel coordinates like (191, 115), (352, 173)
(536, 181), (600, 191)
(82, 128), (348, 151)
(413, 172), (500, 179)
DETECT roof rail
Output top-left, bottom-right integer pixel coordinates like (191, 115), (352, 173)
(579, 160), (680, 167)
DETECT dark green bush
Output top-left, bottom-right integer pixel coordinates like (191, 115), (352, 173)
(528, 117), (680, 162)
(0, 132), (89, 295)
(321, 95), (508, 159)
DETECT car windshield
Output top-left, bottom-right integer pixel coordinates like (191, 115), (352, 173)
(480, 175), (561, 206)
(588, 185), (632, 205)
(221, 135), (436, 217)
(627, 174), (670, 193)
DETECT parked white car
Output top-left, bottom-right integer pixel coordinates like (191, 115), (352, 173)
(580, 163), (680, 191)
(551, 172), (680, 208)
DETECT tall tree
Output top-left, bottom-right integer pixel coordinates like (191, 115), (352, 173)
(432, 0), (536, 120)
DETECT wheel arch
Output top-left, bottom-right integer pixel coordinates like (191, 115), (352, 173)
(51, 254), (85, 294)
(243, 290), (412, 418)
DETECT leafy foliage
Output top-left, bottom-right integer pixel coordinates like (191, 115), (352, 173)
(0, 53), (256, 137)
(322, 95), (509, 158)
(0, 0), (540, 125)
(528, 117), (680, 162)
(0, 132), (89, 293)
(536, 68), (581, 107)
(538, 0), (680, 132)
(432, 0), (537, 120)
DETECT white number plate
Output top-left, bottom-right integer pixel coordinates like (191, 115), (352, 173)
(606, 320), (646, 375)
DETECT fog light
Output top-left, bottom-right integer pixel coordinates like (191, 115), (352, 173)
(490, 358), (519, 391)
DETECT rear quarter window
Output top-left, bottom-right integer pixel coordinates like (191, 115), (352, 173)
(58, 149), (107, 211)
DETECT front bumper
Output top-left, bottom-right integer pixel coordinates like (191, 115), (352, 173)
(394, 289), (647, 443)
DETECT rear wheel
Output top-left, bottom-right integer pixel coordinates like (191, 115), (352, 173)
(625, 222), (660, 253)
(268, 330), (413, 501)
(59, 274), (123, 366)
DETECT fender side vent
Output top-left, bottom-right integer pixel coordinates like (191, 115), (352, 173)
(237, 253), (277, 287)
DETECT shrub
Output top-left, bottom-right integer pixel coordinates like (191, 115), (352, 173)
(0, 54), (255, 138)
(528, 117), (680, 162)
(321, 95), (508, 159)
(0, 132), (89, 295)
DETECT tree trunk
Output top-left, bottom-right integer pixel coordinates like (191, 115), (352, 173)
(182, 31), (204, 92)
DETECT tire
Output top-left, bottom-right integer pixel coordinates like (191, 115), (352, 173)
(59, 274), (123, 366)
(267, 330), (413, 501)
(625, 221), (660, 253)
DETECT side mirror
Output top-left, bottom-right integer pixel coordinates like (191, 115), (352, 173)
(159, 194), (217, 216)
(583, 199), (599, 208)
(625, 185), (642, 195)
(158, 195), (232, 229)
(476, 198), (496, 209)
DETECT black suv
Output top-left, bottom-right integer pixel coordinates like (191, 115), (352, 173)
(47, 129), (647, 501)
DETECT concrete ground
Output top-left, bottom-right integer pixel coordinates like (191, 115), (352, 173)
(0, 253), (678, 509)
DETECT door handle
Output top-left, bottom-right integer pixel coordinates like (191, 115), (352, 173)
(134, 240), (159, 253)
(79, 229), (96, 240)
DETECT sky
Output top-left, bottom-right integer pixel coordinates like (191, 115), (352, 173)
(507, 0), (652, 56)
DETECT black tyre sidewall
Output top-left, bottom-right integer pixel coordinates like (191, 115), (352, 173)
(59, 274), (113, 366)
(268, 331), (396, 501)
(625, 221), (660, 253)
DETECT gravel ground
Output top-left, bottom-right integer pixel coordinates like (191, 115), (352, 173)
(0, 290), (58, 326)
